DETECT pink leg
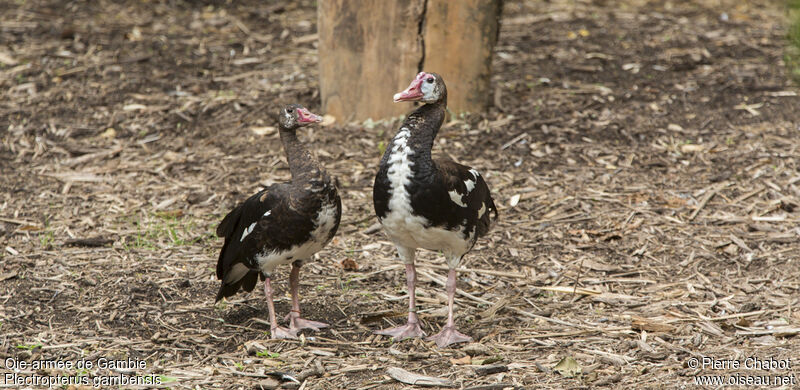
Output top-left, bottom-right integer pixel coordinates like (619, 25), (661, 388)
(285, 262), (328, 333)
(427, 268), (472, 347)
(375, 263), (426, 340)
(264, 277), (295, 339)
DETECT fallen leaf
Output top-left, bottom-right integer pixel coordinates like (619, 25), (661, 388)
(680, 144), (704, 153)
(450, 355), (471, 365)
(481, 355), (504, 365)
(155, 210), (184, 218)
(340, 258), (358, 271)
(736, 317), (752, 327)
(321, 114), (336, 127)
(244, 340), (269, 355)
(100, 128), (116, 138)
(723, 243), (739, 256)
(553, 356), (582, 378)
(509, 194), (520, 207)
(664, 196), (687, 208)
(123, 104), (147, 111)
(462, 343), (491, 356)
(251, 126), (276, 136)
(622, 63), (641, 73)
(18, 225), (43, 232)
(667, 123), (684, 132)
(128, 26), (142, 41)
(386, 367), (455, 387)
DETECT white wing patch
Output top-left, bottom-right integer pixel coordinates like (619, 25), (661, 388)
(241, 210), (271, 241)
(449, 169), (479, 207)
(478, 202), (487, 218)
(464, 177), (476, 192)
(449, 190), (467, 207)
(465, 169), (480, 192)
(240, 222), (256, 242)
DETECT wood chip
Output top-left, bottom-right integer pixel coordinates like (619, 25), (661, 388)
(474, 364), (508, 376)
(735, 328), (800, 337)
(0, 272), (18, 281)
(64, 237), (115, 247)
(631, 317), (676, 333)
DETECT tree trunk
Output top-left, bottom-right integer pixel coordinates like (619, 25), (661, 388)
(317, 0), (425, 122)
(423, 0), (502, 115)
(318, 0), (501, 122)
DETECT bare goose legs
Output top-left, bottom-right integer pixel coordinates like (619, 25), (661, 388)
(264, 277), (295, 339)
(376, 246), (426, 340)
(286, 260), (328, 333)
(375, 262), (426, 340)
(427, 268), (472, 347)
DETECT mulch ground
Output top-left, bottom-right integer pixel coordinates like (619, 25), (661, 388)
(2, 0), (800, 388)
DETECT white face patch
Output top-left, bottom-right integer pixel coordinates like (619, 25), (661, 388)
(240, 222), (257, 242)
(478, 202), (487, 219)
(421, 79), (436, 102)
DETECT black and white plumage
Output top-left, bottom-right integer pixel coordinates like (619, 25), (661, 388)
(216, 104), (341, 339)
(373, 72), (498, 347)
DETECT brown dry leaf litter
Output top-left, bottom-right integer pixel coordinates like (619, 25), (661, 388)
(1, 0), (799, 389)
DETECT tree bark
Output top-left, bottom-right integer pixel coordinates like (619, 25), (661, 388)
(318, 0), (425, 122)
(318, 0), (501, 122)
(423, 0), (502, 115)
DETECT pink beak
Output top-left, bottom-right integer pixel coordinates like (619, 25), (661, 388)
(296, 107), (322, 124)
(393, 72), (427, 102)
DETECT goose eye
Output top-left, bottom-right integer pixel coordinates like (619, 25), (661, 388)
(426, 78), (434, 84)
(287, 108), (294, 114)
